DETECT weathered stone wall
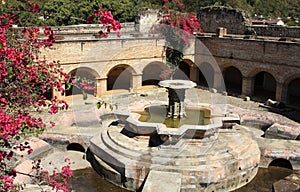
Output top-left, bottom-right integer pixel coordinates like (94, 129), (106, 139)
(41, 37), (167, 77)
(196, 36), (300, 81)
(198, 6), (251, 34)
(198, 6), (300, 38)
(47, 23), (135, 38)
(251, 26), (300, 38)
(195, 35), (300, 102)
(135, 8), (160, 34)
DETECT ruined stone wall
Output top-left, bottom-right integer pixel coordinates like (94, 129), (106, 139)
(198, 6), (300, 38)
(251, 26), (300, 38)
(198, 6), (251, 34)
(135, 8), (160, 34)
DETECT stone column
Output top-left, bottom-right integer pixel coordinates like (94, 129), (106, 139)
(242, 77), (254, 96)
(95, 77), (107, 97)
(275, 82), (287, 103)
(132, 74), (143, 91)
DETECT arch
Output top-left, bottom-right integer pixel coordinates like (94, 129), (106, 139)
(223, 66), (242, 95)
(66, 143), (85, 153)
(269, 158), (293, 170)
(287, 77), (300, 106)
(142, 61), (165, 86)
(107, 64), (134, 91)
(173, 59), (191, 80)
(253, 71), (276, 101)
(197, 62), (215, 88)
(66, 67), (99, 96)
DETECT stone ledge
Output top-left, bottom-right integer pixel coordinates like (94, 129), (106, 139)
(265, 123), (300, 140)
(142, 170), (181, 192)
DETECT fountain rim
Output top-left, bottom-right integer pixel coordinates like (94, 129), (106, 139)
(158, 79), (197, 89)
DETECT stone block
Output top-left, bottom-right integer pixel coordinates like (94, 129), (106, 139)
(210, 88), (217, 93)
(273, 178), (300, 192)
(142, 170), (181, 192)
(244, 96), (250, 101)
(265, 123), (300, 140)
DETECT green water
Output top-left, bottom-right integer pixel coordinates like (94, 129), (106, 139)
(234, 167), (294, 192)
(71, 167), (294, 191)
(137, 105), (210, 128)
(71, 168), (128, 192)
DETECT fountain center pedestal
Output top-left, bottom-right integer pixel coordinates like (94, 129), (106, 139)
(158, 79), (196, 119)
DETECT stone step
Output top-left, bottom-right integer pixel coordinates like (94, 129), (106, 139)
(101, 130), (147, 161)
(142, 170), (181, 192)
(107, 128), (149, 153)
(90, 135), (135, 169)
(90, 135), (150, 181)
(179, 184), (197, 192)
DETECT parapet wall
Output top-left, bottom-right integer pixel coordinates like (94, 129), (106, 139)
(251, 26), (300, 38)
(49, 23), (136, 36)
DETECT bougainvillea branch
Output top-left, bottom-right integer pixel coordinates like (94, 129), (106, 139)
(86, 3), (122, 37)
(0, 1), (121, 191)
(154, 0), (202, 79)
(0, 1), (71, 190)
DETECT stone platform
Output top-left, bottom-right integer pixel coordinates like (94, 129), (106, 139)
(89, 124), (260, 191)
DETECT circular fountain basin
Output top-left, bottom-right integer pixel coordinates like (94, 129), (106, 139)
(87, 84), (259, 191)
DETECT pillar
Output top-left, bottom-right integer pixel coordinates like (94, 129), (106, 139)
(132, 74), (142, 90)
(242, 77), (254, 96)
(275, 82), (287, 103)
(95, 77), (107, 97)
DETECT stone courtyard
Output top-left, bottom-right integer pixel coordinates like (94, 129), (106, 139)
(13, 87), (300, 191)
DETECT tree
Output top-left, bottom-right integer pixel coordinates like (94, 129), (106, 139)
(0, 1), (121, 191)
(0, 0), (45, 26)
(100, 0), (136, 22)
(43, 0), (102, 26)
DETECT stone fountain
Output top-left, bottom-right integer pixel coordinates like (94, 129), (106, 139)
(87, 80), (261, 191)
(158, 79), (197, 118)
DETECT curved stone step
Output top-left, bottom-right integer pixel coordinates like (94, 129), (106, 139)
(108, 127), (150, 151)
(101, 130), (149, 161)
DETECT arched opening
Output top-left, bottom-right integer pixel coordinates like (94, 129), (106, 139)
(288, 78), (300, 106)
(66, 67), (98, 96)
(142, 62), (165, 86)
(66, 143), (85, 153)
(269, 158), (293, 170)
(107, 65), (133, 91)
(223, 66), (242, 95)
(253, 72), (276, 102)
(173, 61), (190, 80)
(197, 62), (214, 88)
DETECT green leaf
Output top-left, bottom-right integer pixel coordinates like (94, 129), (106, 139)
(96, 101), (102, 109)
(8, 67), (13, 78)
